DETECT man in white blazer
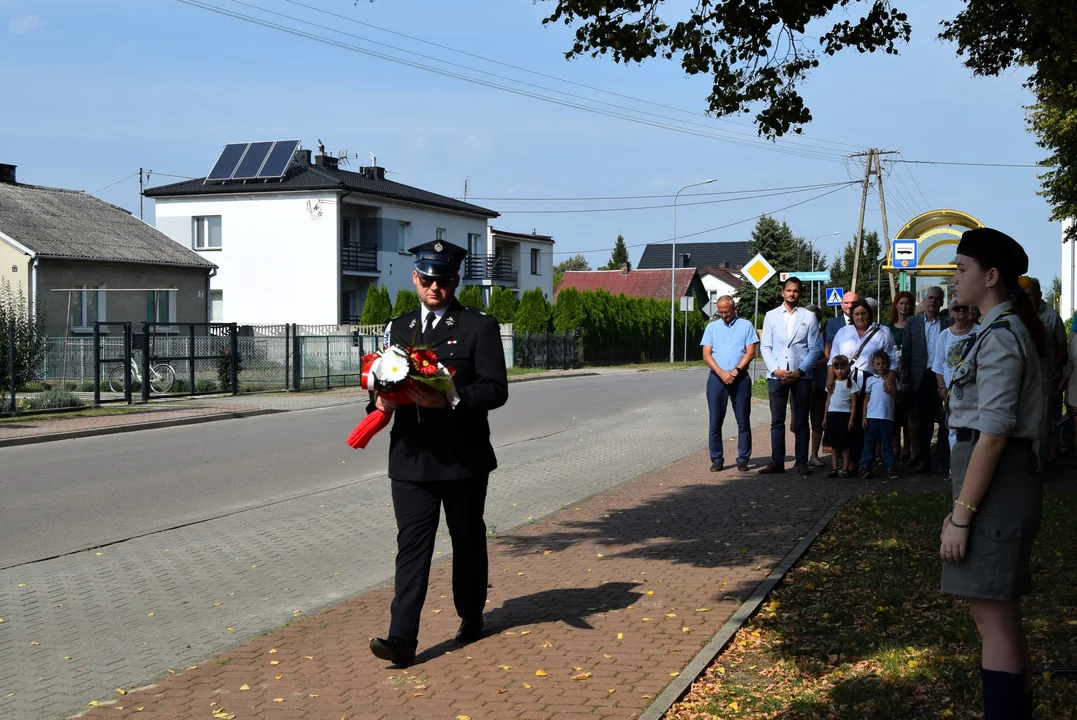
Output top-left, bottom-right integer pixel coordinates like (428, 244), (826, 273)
(759, 276), (823, 475)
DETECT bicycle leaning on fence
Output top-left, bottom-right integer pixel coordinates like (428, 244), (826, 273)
(108, 358), (176, 394)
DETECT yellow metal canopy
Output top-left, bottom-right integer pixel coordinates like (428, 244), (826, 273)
(885, 209), (985, 276)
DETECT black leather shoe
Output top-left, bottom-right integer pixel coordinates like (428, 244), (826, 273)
(736, 460), (750, 472)
(455, 617), (484, 644)
(369, 637), (416, 667)
(757, 463), (785, 475)
(795, 463), (812, 476)
(710, 461), (724, 472)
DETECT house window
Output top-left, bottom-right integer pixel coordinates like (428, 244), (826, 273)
(467, 232), (483, 256)
(210, 290), (224, 322)
(530, 248), (540, 275)
(193, 216), (222, 250)
(397, 221), (410, 253)
(436, 228), (446, 241)
(146, 290), (177, 324)
(343, 217), (359, 247)
(68, 285), (104, 329)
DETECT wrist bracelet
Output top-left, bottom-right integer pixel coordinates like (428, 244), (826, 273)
(954, 500), (978, 513)
(949, 517), (970, 529)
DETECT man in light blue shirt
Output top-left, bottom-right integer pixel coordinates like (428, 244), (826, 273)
(759, 277), (823, 474)
(702, 296), (759, 472)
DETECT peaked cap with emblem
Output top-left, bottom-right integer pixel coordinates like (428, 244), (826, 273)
(410, 238), (468, 278)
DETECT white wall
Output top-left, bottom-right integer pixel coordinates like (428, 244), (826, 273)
(516, 239), (554, 300)
(154, 192), (491, 324)
(155, 192), (339, 324)
(1062, 218), (1075, 324)
(701, 274), (739, 301)
(366, 198), (490, 303)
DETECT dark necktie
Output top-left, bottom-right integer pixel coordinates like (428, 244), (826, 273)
(422, 311), (436, 343)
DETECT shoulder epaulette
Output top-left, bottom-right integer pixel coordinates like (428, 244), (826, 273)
(989, 316), (1011, 330)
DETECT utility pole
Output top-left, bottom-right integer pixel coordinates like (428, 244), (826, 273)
(876, 154), (896, 300)
(139, 168), (144, 220)
(848, 149), (899, 295)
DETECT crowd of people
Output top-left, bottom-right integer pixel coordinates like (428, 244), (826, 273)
(701, 275), (1076, 480)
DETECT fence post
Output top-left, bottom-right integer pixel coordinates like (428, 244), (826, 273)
(292, 324), (301, 391)
(188, 325), (196, 396)
(140, 323), (151, 402)
(229, 323), (239, 395)
(325, 335), (331, 390)
(8, 318), (15, 416)
(93, 322), (101, 406)
(123, 323), (133, 404)
(284, 324), (290, 392)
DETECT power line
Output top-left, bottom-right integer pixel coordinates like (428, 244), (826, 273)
(174, 0), (846, 163)
(460, 180), (853, 202)
(89, 173), (138, 195)
(283, 0), (865, 153)
(548, 182), (856, 256)
(892, 159), (1042, 169)
(896, 153), (932, 208)
(494, 182), (858, 214)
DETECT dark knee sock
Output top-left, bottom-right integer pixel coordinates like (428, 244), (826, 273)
(981, 668), (1024, 720)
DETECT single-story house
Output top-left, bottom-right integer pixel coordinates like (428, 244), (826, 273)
(555, 267), (708, 313)
(0, 163), (216, 330)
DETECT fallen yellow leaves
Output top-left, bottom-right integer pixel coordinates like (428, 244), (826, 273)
(270, 660), (281, 666)
(269, 648), (278, 653)
(273, 697), (285, 703)
(646, 590), (654, 595)
(603, 653), (613, 659)
(147, 612), (155, 617)
(303, 655), (314, 660)
(571, 672), (593, 681)
(499, 665), (513, 671)
(534, 669), (548, 677)
(616, 633), (624, 640)
(728, 700), (739, 710)
(275, 674), (283, 680)
(226, 627), (235, 633)
(212, 709), (235, 720)
(239, 684), (250, 691)
(520, 630), (530, 636)
(670, 671), (680, 677)
(115, 688), (126, 695)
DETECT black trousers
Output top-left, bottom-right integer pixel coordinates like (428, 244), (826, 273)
(915, 375), (950, 466)
(388, 476), (489, 643)
(768, 377), (812, 465)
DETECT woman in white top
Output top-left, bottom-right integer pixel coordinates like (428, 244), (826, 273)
(930, 301), (977, 450)
(827, 299), (898, 465)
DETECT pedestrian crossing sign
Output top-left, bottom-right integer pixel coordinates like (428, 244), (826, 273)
(825, 287), (844, 306)
(742, 253), (777, 289)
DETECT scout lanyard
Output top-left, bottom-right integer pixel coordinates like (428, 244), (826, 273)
(943, 310), (1014, 415)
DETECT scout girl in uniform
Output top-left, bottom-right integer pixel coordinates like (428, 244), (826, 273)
(940, 228), (1046, 720)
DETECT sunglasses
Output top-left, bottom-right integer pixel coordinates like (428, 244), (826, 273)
(952, 305), (969, 312)
(417, 274), (454, 288)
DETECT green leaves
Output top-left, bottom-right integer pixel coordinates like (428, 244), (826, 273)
(359, 284), (393, 326)
(0, 278), (48, 392)
(540, 0), (911, 139)
(457, 285), (486, 311)
(514, 288), (553, 335)
(392, 289), (421, 316)
(487, 287), (519, 324)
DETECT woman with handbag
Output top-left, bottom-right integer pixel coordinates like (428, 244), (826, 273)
(940, 228), (1045, 720)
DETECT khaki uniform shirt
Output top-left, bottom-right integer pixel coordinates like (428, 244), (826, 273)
(947, 301), (1043, 439)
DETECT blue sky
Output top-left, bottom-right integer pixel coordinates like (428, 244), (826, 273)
(0, 0), (1062, 285)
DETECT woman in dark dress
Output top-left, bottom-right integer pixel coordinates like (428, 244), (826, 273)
(888, 290), (915, 462)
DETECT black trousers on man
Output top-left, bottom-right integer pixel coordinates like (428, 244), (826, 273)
(388, 476), (489, 642)
(914, 376), (949, 468)
(768, 377), (812, 466)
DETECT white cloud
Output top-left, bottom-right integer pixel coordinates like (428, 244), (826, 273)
(9, 14), (42, 35)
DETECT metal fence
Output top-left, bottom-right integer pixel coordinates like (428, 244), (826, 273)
(513, 332), (583, 370)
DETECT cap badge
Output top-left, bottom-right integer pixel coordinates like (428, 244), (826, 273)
(434, 241), (444, 252)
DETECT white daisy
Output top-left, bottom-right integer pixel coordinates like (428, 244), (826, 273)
(374, 346), (410, 384)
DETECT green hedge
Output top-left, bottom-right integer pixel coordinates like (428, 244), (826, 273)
(555, 289), (707, 364)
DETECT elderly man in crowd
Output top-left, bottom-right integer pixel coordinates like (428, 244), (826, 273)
(701, 296), (758, 472)
(1023, 277), (1069, 469)
(901, 286), (952, 475)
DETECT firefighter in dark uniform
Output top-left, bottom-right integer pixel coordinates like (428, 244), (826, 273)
(940, 228), (1046, 720)
(368, 239), (509, 668)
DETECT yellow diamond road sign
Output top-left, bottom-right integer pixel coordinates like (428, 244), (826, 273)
(743, 253), (776, 289)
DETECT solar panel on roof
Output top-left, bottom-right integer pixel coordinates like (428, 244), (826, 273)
(206, 143), (248, 181)
(231, 141), (274, 180)
(257, 140), (300, 179)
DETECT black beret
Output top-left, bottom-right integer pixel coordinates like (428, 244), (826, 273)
(955, 228), (1028, 277)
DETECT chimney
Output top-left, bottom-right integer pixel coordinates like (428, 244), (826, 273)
(0, 163), (15, 184)
(680, 252), (691, 269)
(315, 154), (340, 170)
(620, 262), (629, 275)
(359, 166), (386, 181)
(294, 149), (312, 166)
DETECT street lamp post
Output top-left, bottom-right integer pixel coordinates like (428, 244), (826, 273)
(671, 178), (717, 362)
(809, 231), (841, 306)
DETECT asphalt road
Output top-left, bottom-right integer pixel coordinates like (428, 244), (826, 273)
(1, 369), (709, 569)
(0, 367), (778, 719)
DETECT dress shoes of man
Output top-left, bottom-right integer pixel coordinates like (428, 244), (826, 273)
(736, 460), (750, 472)
(455, 617), (484, 644)
(369, 637), (417, 667)
(710, 461), (724, 472)
(795, 463), (812, 476)
(757, 463), (785, 475)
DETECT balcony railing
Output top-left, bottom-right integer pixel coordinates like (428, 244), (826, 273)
(464, 254), (517, 284)
(342, 243), (378, 272)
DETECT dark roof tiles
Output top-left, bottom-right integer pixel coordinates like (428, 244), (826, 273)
(637, 241), (750, 271)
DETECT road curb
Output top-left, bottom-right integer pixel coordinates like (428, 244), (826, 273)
(638, 498), (849, 720)
(0, 408), (282, 448)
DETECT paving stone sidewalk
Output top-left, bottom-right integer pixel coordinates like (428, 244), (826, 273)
(0, 404), (264, 442)
(72, 418), (954, 720)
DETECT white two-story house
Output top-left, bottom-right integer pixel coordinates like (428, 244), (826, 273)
(146, 146), (506, 324)
(468, 227), (555, 304)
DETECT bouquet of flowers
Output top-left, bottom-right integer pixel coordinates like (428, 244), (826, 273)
(346, 343), (454, 449)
